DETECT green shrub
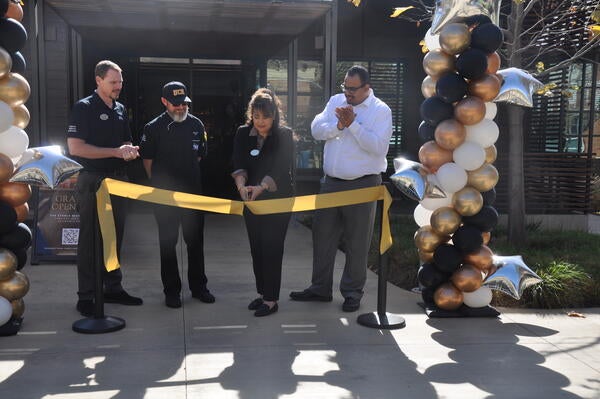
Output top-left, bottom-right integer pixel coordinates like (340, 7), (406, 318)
(523, 261), (592, 309)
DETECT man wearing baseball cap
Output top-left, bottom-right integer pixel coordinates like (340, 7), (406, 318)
(139, 81), (215, 308)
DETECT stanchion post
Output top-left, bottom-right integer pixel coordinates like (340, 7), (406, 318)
(357, 183), (405, 329)
(72, 178), (125, 334)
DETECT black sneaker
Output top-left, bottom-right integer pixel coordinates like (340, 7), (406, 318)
(192, 291), (215, 303)
(248, 297), (263, 310)
(342, 297), (361, 312)
(165, 295), (182, 309)
(104, 290), (143, 306)
(76, 299), (94, 317)
(289, 289), (332, 302)
(254, 303), (278, 317)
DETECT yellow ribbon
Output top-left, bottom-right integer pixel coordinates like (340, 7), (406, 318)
(97, 178), (393, 271)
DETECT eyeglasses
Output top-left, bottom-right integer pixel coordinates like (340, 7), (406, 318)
(340, 83), (366, 93)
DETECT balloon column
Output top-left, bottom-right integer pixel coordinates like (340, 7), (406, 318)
(0, 1), (82, 335)
(392, 4), (541, 316)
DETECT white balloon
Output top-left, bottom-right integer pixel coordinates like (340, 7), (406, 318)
(453, 141), (486, 171)
(465, 119), (499, 148)
(413, 204), (434, 227)
(0, 126), (29, 159)
(424, 28), (441, 51)
(0, 101), (14, 133)
(420, 195), (453, 211)
(436, 162), (468, 193)
(484, 102), (497, 120)
(463, 286), (493, 308)
(0, 296), (12, 325)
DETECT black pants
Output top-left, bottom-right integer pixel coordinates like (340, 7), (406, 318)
(154, 204), (207, 296)
(75, 171), (127, 300)
(243, 208), (291, 302)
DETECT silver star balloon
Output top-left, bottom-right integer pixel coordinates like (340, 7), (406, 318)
(431, 0), (501, 34)
(10, 146), (82, 189)
(390, 158), (446, 201)
(494, 68), (544, 108)
(484, 255), (542, 300)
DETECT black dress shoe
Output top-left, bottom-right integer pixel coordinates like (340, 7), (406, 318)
(104, 290), (143, 306)
(254, 303), (278, 317)
(248, 297), (263, 310)
(289, 289), (332, 302)
(76, 299), (94, 317)
(192, 291), (215, 303)
(342, 297), (361, 312)
(165, 295), (182, 309)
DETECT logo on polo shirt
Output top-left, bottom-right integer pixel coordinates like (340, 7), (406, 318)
(68, 125), (77, 133)
(100, 113), (109, 121)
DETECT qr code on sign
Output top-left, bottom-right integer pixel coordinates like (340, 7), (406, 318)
(62, 228), (79, 245)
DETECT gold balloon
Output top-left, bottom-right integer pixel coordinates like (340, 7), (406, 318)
(6, 2), (24, 21)
(0, 248), (17, 281)
(451, 264), (483, 292)
(484, 263), (498, 277)
(0, 153), (14, 183)
(452, 187), (483, 216)
(0, 47), (11, 80)
(468, 74), (501, 102)
(0, 73), (31, 107)
(464, 245), (494, 272)
(482, 231), (491, 245)
(418, 140), (453, 173)
(486, 52), (501, 74)
(434, 119), (466, 150)
(14, 202), (29, 222)
(418, 249), (434, 263)
(423, 49), (455, 78)
(0, 182), (32, 207)
(434, 282), (463, 310)
(414, 225), (448, 253)
(484, 145), (497, 164)
(467, 164), (499, 192)
(454, 96), (486, 126)
(431, 206), (462, 235)
(0, 271), (29, 300)
(421, 75), (437, 98)
(11, 298), (24, 318)
(439, 23), (471, 55)
(12, 104), (30, 129)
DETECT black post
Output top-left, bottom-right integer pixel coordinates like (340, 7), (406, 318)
(357, 183), (405, 329)
(72, 179), (125, 334)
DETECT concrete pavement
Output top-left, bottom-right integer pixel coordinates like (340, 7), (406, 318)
(0, 212), (598, 399)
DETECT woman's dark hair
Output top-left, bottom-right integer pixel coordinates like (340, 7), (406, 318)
(245, 88), (286, 131)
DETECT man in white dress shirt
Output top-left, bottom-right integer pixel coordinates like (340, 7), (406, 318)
(290, 65), (393, 312)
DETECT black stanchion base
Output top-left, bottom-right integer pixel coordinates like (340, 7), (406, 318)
(357, 312), (406, 330)
(72, 316), (126, 334)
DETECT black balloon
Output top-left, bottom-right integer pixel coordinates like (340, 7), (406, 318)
(482, 188), (496, 206)
(10, 51), (25, 73)
(420, 97), (455, 125)
(421, 287), (435, 305)
(463, 205), (499, 232)
(436, 73), (468, 103)
(433, 244), (463, 273)
(0, 201), (17, 234)
(452, 225), (484, 254)
(0, 18), (27, 53)
(14, 247), (27, 270)
(0, 0), (8, 16)
(418, 262), (448, 289)
(456, 48), (488, 80)
(471, 23), (503, 54)
(0, 222), (31, 250)
(464, 15), (492, 27)
(418, 121), (436, 142)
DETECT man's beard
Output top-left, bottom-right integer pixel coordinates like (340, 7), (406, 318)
(168, 109), (188, 122)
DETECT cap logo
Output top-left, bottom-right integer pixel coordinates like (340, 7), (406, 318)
(172, 89), (185, 96)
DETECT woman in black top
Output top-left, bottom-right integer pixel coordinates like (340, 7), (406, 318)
(232, 88), (295, 317)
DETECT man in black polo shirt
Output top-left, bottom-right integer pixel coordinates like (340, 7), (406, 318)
(139, 81), (215, 308)
(67, 60), (143, 317)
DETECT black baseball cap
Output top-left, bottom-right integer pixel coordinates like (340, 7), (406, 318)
(162, 81), (191, 105)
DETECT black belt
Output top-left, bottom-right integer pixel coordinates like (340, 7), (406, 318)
(325, 174), (379, 182)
